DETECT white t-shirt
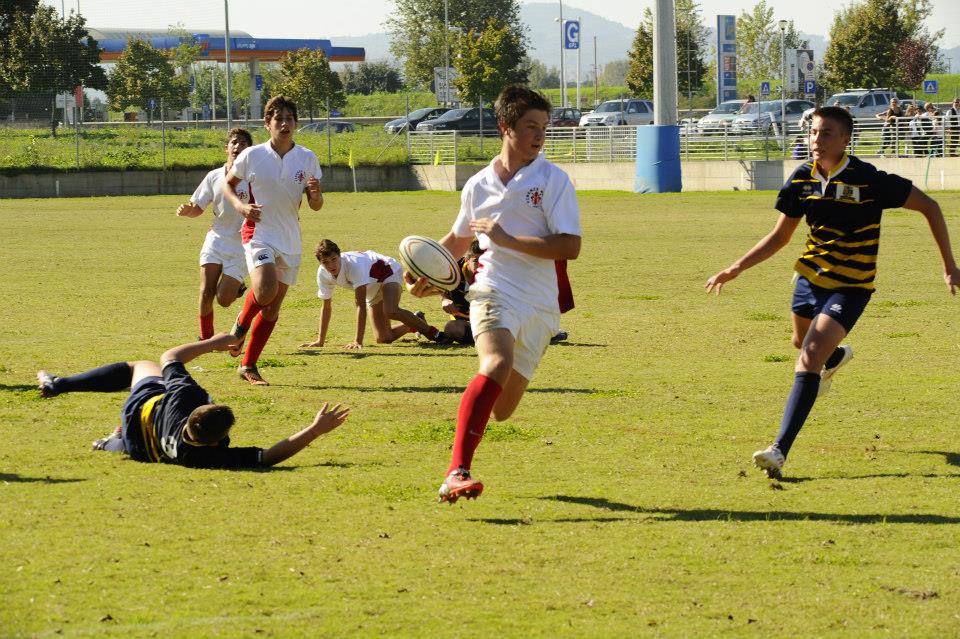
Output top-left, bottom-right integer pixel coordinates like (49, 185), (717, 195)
(452, 154), (581, 312)
(316, 251), (400, 300)
(190, 166), (249, 239)
(230, 142), (322, 255)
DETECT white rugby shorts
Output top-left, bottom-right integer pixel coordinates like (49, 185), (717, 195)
(243, 239), (301, 286)
(467, 287), (559, 381)
(199, 230), (247, 281)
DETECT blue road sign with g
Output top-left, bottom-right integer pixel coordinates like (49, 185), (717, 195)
(923, 79), (938, 94)
(804, 79), (816, 95)
(564, 20), (580, 50)
(760, 81), (771, 97)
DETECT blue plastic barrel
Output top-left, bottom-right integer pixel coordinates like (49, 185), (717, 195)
(634, 125), (682, 193)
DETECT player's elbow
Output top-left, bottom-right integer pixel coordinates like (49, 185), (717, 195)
(561, 235), (582, 260)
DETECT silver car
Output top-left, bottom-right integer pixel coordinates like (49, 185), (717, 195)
(579, 99), (654, 126)
(697, 99), (747, 134)
(730, 100), (815, 134)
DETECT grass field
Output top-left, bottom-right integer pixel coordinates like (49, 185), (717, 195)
(3, 189), (960, 637)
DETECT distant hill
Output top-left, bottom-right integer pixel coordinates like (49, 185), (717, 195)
(328, 2), (637, 77)
(329, 5), (844, 79)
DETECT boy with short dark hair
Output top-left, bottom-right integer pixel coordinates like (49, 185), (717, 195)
(706, 105), (960, 479)
(224, 96), (324, 386)
(177, 127), (254, 340)
(409, 84), (582, 502)
(301, 239), (444, 349)
(37, 333), (349, 468)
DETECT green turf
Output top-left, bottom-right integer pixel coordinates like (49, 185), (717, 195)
(3, 190), (960, 637)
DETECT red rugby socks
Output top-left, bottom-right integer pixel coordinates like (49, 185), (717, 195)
(242, 314), (277, 368)
(448, 374), (503, 473)
(199, 313), (214, 340)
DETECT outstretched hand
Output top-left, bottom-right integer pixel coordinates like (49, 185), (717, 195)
(945, 265), (960, 295)
(310, 403), (350, 435)
(705, 266), (741, 295)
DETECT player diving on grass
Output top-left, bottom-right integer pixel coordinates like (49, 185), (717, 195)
(176, 127), (253, 341)
(36, 334), (349, 469)
(224, 95), (324, 386)
(300, 239), (447, 350)
(705, 105), (960, 480)
(408, 85), (581, 503)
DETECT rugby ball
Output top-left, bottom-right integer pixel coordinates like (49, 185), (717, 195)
(398, 235), (461, 291)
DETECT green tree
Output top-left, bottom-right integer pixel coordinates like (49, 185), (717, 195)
(601, 59), (629, 87)
(386, 0), (527, 90)
(528, 59), (560, 89)
(0, 4), (106, 130)
(821, 0), (910, 91)
(626, 0), (709, 97)
(339, 61), (404, 95)
(452, 18), (527, 103)
(734, 1), (807, 88)
(0, 5), (106, 94)
(107, 38), (186, 121)
(273, 48), (345, 120)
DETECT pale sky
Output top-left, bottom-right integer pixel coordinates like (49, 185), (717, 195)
(47, 0), (960, 47)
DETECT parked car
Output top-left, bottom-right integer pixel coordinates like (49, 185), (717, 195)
(415, 107), (498, 134)
(730, 99), (815, 133)
(550, 107), (582, 127)
(298, 121), (356, 134)
(801, 89), (900, 122)
(383, 107), (452, 133)
(697, 99), (748, 134)
(579, 99), (654, 126)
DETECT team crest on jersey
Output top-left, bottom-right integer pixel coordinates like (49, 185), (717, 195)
(237, 189), (248, 202)
(294, 170), (305, 184)
(835, 184), (860, 202)
(525, 187), (544, 210)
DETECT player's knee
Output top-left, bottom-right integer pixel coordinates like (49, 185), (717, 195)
(375, 335), (392, 344)
(200, 283), (217, 301)
(792, 334), (804, 349)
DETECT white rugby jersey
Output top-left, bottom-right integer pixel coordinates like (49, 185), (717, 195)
(452, 154), (581, 311)
(230, 142), (322, 255)
(316, 251), (400, 300)
(190, 167), (249, 239)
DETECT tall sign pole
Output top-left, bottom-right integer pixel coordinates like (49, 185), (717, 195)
(224, 0), (233, 129)
(443, 0), (450, 106)
(558, 0), (566, 108)
(716, 15), (737, 106)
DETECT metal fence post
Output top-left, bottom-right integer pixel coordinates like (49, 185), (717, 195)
(326, 97), (332, 166)
(161, 97), (166, 172)
(453, 131), (459, 166)
(405, 94), (411, 163)
(723, 128), (728, 161)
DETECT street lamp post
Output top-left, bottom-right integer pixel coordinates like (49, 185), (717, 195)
(225, 0), (233, 129)
(779, 19), (788, 156)
(443, 0), (450, 107)
(558, 0), (565, 108)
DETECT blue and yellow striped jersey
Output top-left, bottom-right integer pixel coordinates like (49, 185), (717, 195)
(776, 154), (912, 290)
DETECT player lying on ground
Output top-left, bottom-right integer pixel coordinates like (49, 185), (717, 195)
(224, 95), (324, 386)
(176, 127), (253, 340)
(408, 84), (582, 503)
(705, 106), (960, 480)
(36, 333), (349, 469)
(301, 239), (447, 349)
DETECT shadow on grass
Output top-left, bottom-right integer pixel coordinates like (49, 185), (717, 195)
(0, 383), (40, 392)
(0, 472), (85, 484)
(916, 450), (960, 467)
(292, 384), (597, 394)
(779, 472), (960, 483)
(292, 349), (473, 359)
(548, 342), (607, 348)
(532, 495), (960, 525)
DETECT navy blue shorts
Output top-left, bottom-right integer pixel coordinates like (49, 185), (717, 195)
(791, 276), (872, 333)
(119, 376), (164, 461)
